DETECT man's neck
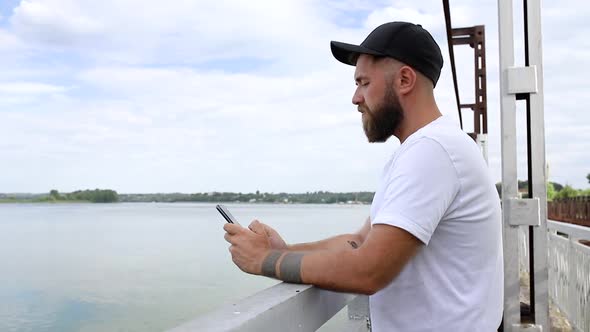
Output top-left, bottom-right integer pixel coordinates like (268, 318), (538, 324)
(395, 103), (442, 144)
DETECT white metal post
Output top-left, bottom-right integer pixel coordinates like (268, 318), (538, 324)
(525, 0), (549, 329)
(498, 0), (521, 328)
(498, 0), (549, 330)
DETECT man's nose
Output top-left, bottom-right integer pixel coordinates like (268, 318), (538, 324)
(352, 88), (363, 105)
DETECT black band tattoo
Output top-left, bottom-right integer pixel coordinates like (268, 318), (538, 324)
(261, 250), (282, 278)
(279, 252), (304, 283)
(347, 240), (358, 249)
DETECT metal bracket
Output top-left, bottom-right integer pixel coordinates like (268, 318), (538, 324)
(506, 198), (541, 226)
(506, 66), (538, 94)
(511, 323), (543, 332)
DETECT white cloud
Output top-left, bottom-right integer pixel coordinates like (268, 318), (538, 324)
(8, 0), (340, 69)
(0, 82), (66, 94)
(11, 0), (103, 46)
(365, 6), (444, 32)
(0, 28), (25, 50)
(0, 81), (69, 106)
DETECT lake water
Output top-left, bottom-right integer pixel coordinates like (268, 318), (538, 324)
(0, 203), (370, 332)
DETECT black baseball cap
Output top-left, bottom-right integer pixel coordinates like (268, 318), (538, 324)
(330, 22), (443, 87)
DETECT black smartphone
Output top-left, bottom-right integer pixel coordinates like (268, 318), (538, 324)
(216, 204), (240, 225)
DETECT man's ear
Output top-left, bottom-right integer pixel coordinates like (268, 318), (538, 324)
(397, 66), (417, 95)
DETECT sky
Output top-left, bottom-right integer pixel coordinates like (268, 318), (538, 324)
(0, 0), (588, 194)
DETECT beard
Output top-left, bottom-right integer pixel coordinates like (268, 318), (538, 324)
(361, 86), (404, 143)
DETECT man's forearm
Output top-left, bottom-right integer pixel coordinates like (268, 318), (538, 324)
(300, 249), (385, 294)
(261, 248), (378, 294)
(287, 234), (362, 251)
(259, 224), (418, 295)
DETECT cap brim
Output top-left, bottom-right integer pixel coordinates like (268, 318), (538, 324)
(330, 41), (384, 66)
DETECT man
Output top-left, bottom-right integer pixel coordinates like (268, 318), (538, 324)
(224, 22), (503, 331)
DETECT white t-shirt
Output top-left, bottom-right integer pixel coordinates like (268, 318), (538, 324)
(369, 116), (503, 332)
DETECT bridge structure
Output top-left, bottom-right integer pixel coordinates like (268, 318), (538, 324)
(168, 0), (590, 331)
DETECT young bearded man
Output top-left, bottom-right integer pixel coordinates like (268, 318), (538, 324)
(223, 22), (503, 332)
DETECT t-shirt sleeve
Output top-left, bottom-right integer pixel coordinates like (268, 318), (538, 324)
(372, 137), (460, 245)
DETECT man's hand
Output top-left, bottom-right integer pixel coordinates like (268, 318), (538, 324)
(223, 221), (272, 275)
(249, 220), (288, 250)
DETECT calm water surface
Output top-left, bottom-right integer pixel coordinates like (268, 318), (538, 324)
(0, 203), (369, 331)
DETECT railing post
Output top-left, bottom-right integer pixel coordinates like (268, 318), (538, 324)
(567, 233), (575, 327)
(497, 0), (520, 327)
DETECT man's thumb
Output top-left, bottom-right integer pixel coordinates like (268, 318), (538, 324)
(248, 220), (265, 235)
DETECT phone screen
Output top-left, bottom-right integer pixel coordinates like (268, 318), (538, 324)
(216, 204), (240, 225)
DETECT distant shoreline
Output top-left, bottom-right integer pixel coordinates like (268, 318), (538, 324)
(0, 199), (92, 204)
(1, 191), (375, 205)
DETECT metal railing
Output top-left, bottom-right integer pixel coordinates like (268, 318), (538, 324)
(167, 283), (370, 332)
(520, 220), (590, 331)
(547, 220), (590, 332)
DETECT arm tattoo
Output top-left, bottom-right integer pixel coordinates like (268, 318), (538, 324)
(347, 240), (358, 249)
(279, 252), (304, 283)
(261, 250), (282, 278)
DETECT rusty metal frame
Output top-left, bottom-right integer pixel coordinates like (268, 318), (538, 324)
(443, 0), (488, 140)
(451, 26), (488, 137)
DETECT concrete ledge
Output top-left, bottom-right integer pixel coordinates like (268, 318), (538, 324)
(167, 283), (363, 332)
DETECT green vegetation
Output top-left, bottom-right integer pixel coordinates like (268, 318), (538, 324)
(0, 189), (119, 203)
(553, 185), (578, 200)
(547, 182), (556, 201)
(0, 190), (371, 204)
(64, 189), (119, 203)
(0, 197), (30, 203)
(119, 191), (374, 204)
(0, 193), (45, 203)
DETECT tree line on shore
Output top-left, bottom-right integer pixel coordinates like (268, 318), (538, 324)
(0, 189), (375, 204)
(119, 191), (375, 204)
(0, 189), (119, 203)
